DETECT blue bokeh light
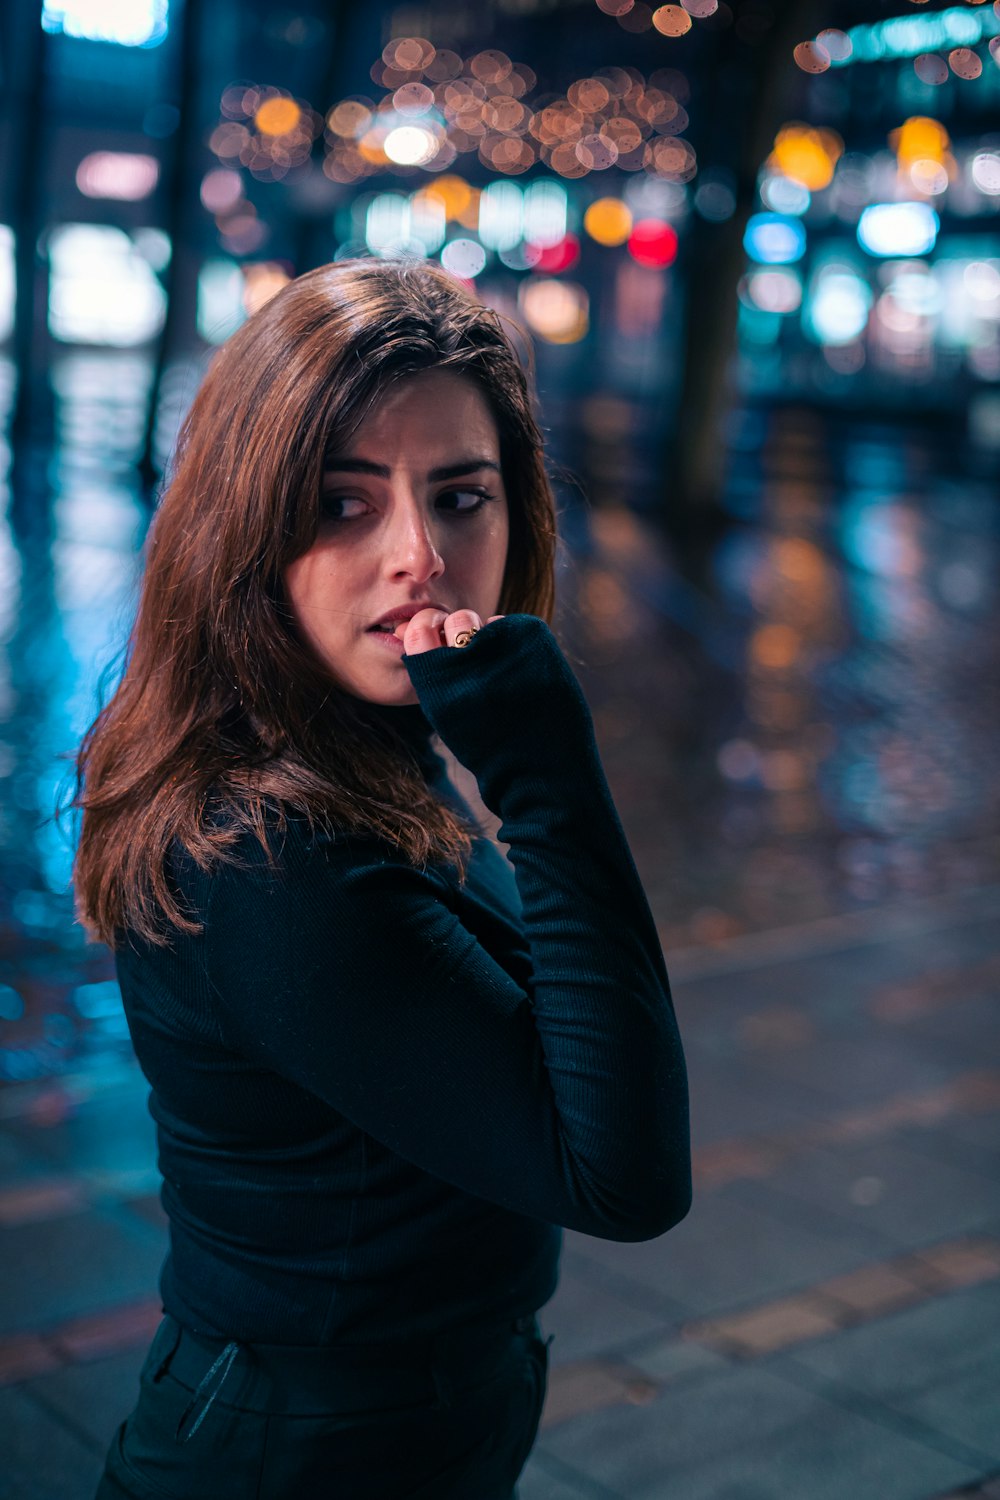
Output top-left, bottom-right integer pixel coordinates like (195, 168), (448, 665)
(744, 214), (807, 266)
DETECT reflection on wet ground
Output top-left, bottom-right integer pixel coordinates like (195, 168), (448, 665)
(0, 351), (997, 1086)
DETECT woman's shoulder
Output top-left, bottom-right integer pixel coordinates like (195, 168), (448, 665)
(182, 794), (402, 894)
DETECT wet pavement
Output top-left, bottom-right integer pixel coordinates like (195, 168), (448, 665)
(1, 352), (999, 1496)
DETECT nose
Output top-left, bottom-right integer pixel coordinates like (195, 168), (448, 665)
(384, 494), (445, 583)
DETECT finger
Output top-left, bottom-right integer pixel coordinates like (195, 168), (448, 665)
(398, 608), (448, 654)
(442, 610), (482, 648)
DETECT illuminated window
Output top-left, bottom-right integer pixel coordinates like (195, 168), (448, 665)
(76, 152), (159, 202)
(197, 259), (245, 344)
(522, 180), (567, 249)
(0, 227), (14, 343)
(48, 225), (167, 345)
(803, 266), (873, 345)
(744, 213), (807, 265)
(857, 202), (939, 258)
(478, 182), (523, 252)
(42, 0), (169, 47)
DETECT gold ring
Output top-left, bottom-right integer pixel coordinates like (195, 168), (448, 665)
(453, 627), (480, 648)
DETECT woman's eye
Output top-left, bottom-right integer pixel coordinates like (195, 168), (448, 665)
(319, 490), (495, 522)
(319, 495), (368, 521)
(437, 489), (495, 514)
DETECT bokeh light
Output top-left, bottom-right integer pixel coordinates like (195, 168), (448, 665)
(242, 262), (291, 315)
(741, 268), (803, 315)
(440, 238), (487, 278)
(652, 6), (692, 37)
(585, 197), (633, 245)
(760, 175), (811, 216)
(948, 48), (983, 80)
(627, 218), (679, 268)
(42, 0), (169, 46)
(744, 213), (807, 265)
(857, 202), (939, 257)
(971, 151), (1000, 194)
(384, 125), (439, 165)
(200, 168), (243, 214)
(794, 40), (831, 74)
(76, 152), (159, 201)
(768, 125), (843, 191)
(535, 234), (581, 273)
(254, 97), (301, 136)
(523, 179), (569, 246)
(804, 267), (873, 345)
(518, 278), (589, 342)
(914, 53), (950, 85)
(816, 29), (853, 63)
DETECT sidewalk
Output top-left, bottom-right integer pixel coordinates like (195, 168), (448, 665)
(3, 884), (998, 1499)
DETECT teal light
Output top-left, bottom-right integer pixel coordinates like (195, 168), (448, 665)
(42, 0), (169, 47)
(832, 5), (999, 67)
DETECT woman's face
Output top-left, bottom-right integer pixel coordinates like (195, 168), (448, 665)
(283, 368), (510, 706)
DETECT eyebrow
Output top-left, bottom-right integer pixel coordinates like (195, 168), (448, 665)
(322, 457), (501, 482)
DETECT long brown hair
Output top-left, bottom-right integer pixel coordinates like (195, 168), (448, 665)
(62, 258), (559, 950)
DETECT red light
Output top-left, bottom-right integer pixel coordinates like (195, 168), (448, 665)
(627, 219), (678, 269)
(533, 233), (580, 274)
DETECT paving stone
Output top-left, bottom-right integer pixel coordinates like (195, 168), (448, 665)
(722, 1138), (1000, 1248)
(20, 1344), (147, 1447)
(892, 1120), (1000, 1184)
(4, 1384), (108, 1499)
(0, 1331), (63, 1385)
(534, 1363), (980, 1499)
(677, 1054), (823, 1143)
(0, 1177), (90, 1226)
(543, 1264), (687, 1365)
(770, 1281), (1000, 1400)
(623, 1336), (730, 1386)
(810, 1259), (934, 1317)
(681, 1292), (843, 1356)
(881, 1350), (1000, 1465)
(540, 1358), (649, 1431)
(0, 1075), (156, 1178)
(565, 1183), (892, 1319)
(743, 1029), (972, 1114)
(48, 1296), (163, 1361)
(909, 1238), (1000, 1289)
(518, 1462), (596, 1500)
(634, 1411), (981, 1500)
(0, 1208), (166, 1337)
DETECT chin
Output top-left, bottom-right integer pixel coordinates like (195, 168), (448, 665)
(362, 679), (420, 707)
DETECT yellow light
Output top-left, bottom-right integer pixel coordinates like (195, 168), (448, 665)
(255, 97), (302, 137)
(455, 188), (481, 231)
(327, 101), (372, 139)
(518, 278), (589, 343)
(767, 124), (842, 191)
(750, 624), (800, 670)
(890, 116), (950, 166)
(242, 262), (292, 315)
(422, 174), (473, 220)
(358, 131), (389, 165)
(584, 198), (633, 246)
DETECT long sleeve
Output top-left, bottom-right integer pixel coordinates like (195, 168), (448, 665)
(205, 613), (691, 1244)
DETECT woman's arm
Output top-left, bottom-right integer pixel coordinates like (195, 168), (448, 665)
(207, 614), (691, 1243)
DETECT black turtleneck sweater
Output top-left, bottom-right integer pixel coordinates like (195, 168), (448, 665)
(113, 614), (691, 1345)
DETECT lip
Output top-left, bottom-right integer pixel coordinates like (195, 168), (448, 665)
(368, 602), (448, 631)
(368, 629), (406, 654)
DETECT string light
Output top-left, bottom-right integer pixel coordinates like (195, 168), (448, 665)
(211, 51), (700, 189)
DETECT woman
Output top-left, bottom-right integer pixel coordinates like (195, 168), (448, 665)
(71, 257), (692, 1499)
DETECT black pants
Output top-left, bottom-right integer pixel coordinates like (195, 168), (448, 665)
(94, 1309), (552, 1499)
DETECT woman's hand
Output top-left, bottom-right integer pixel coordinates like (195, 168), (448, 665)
(397, 608), (505, 654)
